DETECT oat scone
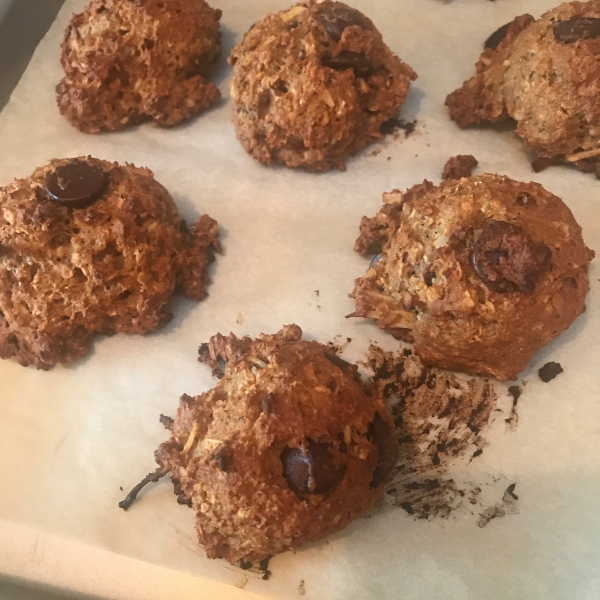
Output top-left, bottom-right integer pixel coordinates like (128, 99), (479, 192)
(0, 157), (220, 369)
(122, 325), (398, 564)
(446, 1), (600, 175)
(350, 175), (594, 380)
(57, 0), (222, 133)
(228, 1), (417, 171)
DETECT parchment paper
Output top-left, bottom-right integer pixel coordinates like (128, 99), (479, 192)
(1, 1), (600, 599)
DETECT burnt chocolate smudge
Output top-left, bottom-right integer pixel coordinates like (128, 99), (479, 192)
(380, 118), (416, 137)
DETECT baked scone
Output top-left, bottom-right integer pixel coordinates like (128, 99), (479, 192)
(446, 2), (600, 175)
(0, 157), (220, 369)
(350, 175), (594, 380)
(122, 325), (398, 564)
(57, 0), (222, 133)
(228, 1), (417, 171)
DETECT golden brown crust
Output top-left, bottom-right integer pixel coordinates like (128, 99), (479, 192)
(0, 157), (220, 369)
(156, 325), (397, 563)
(446, 1), (600, 170)
(350, 174), (594, 380)
(228, 0), (416, 171)
(57, 0), (222, 133)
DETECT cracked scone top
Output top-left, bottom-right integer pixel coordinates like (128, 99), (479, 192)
(446, 1), (600, 174)
(350, 175), (594, 380)
(153, 325), (398, 563)
(228, 1), (417, 171)
(57, 0), (222, 133)
(0, 157), (220, 369)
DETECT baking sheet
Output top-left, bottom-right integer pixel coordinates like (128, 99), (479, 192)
(1, 0), (600, 598)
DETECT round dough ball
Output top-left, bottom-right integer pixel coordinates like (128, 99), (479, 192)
(0, 157), (220, 369)
(446, 1), (600, 172)
(155, 324), (398, 563)
(351, 174), (594, 380)
(229, 1), (417, 171)
(57, 0), (222, 133)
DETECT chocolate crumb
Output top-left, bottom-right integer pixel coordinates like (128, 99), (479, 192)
(380, 117), (416, 136)
(441, 155), (478, 180)
(538, 361), (563, 382)
(472, 448), (483, 459)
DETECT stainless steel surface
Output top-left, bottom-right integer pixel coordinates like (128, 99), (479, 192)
(0, 0), (65, 110)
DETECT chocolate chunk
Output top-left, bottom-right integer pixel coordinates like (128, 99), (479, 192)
(324, 351), (352, 371)
(317, 5), (368, 41)
(538, 361), (563, 382)
(471, 219), (552, 294)
(322, 51), (373, 78)
(424, 271), (436, 286)
(369, 413), (399, 488)
(46, 160), (108, 208)
(484, 22), (511, 50)
(554, 16), (600, 43)
(281, 440), (345, 494)
(214, 446), (234, 472)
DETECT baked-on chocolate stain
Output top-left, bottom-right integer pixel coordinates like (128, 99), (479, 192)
(484, 21), (511, 50)
(322, 51), (373, 78)
(316, 4), (368, 41)
(281, 440), (345, 495)
(324, 351), (352, 371)
(554, 16), (600, 43)
(369, 413), (400, 488)
(46, 160), (109, 208)
(538, 361), (563, 382)
(471, 219), (552, 294)
(379, 117), (416, 136)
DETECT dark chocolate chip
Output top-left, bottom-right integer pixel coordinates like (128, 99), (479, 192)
(471, 219), (552, 294)
(281, 439), (345, 495)
(424, 271), (436, 286)
(46, 160), (108, 208)
(369, 413), (399, 488)
(554, 16), (600, 43)
(317, 5), (368, 41)
(538, 361), (563, 382)
(324, 351), (352, 371)
(484, 22), (511, 50)
(214, 446), (234, 472)
(322, 51), (373, 78)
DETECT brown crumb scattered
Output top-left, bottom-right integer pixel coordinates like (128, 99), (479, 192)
(298, 580), (306, 596)
(538, 361), (563, 383)
(361, 344), (498, 519)
(442, 155), (478, 180)
(504, 385), (521, 428)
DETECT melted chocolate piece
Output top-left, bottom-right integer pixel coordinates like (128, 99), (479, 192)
(484, 22), (511, 50)
(554, 16), (600, 43)
(214, 446), (234, 472)
(281, 439), (345, 494)
(471, 219), (552, 294)
(322, 51), (373, 78)
(46, 160), (109, 208)
(369, 413), (399, 488)
(317, 5), (368, 41)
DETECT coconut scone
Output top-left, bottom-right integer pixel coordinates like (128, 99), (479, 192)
(446, 1), (600, 175)
(0, 157), (220, 369)
(57, 0), (222, 133)
(121, 325), (398, 564)
(350, 175), (594, 380)
(228, 0), (417, 171)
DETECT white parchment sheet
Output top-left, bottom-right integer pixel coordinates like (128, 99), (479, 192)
(1, 1), (600, 599)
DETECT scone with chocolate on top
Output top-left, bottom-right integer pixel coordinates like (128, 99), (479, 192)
(229, 0), (416, 171)
(446, 1), (600, 175)
(0, 157), (220, 369)
(148, 325), (398, 564)
(57, 0), (222, 133)
(350, 174), (594, 380)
